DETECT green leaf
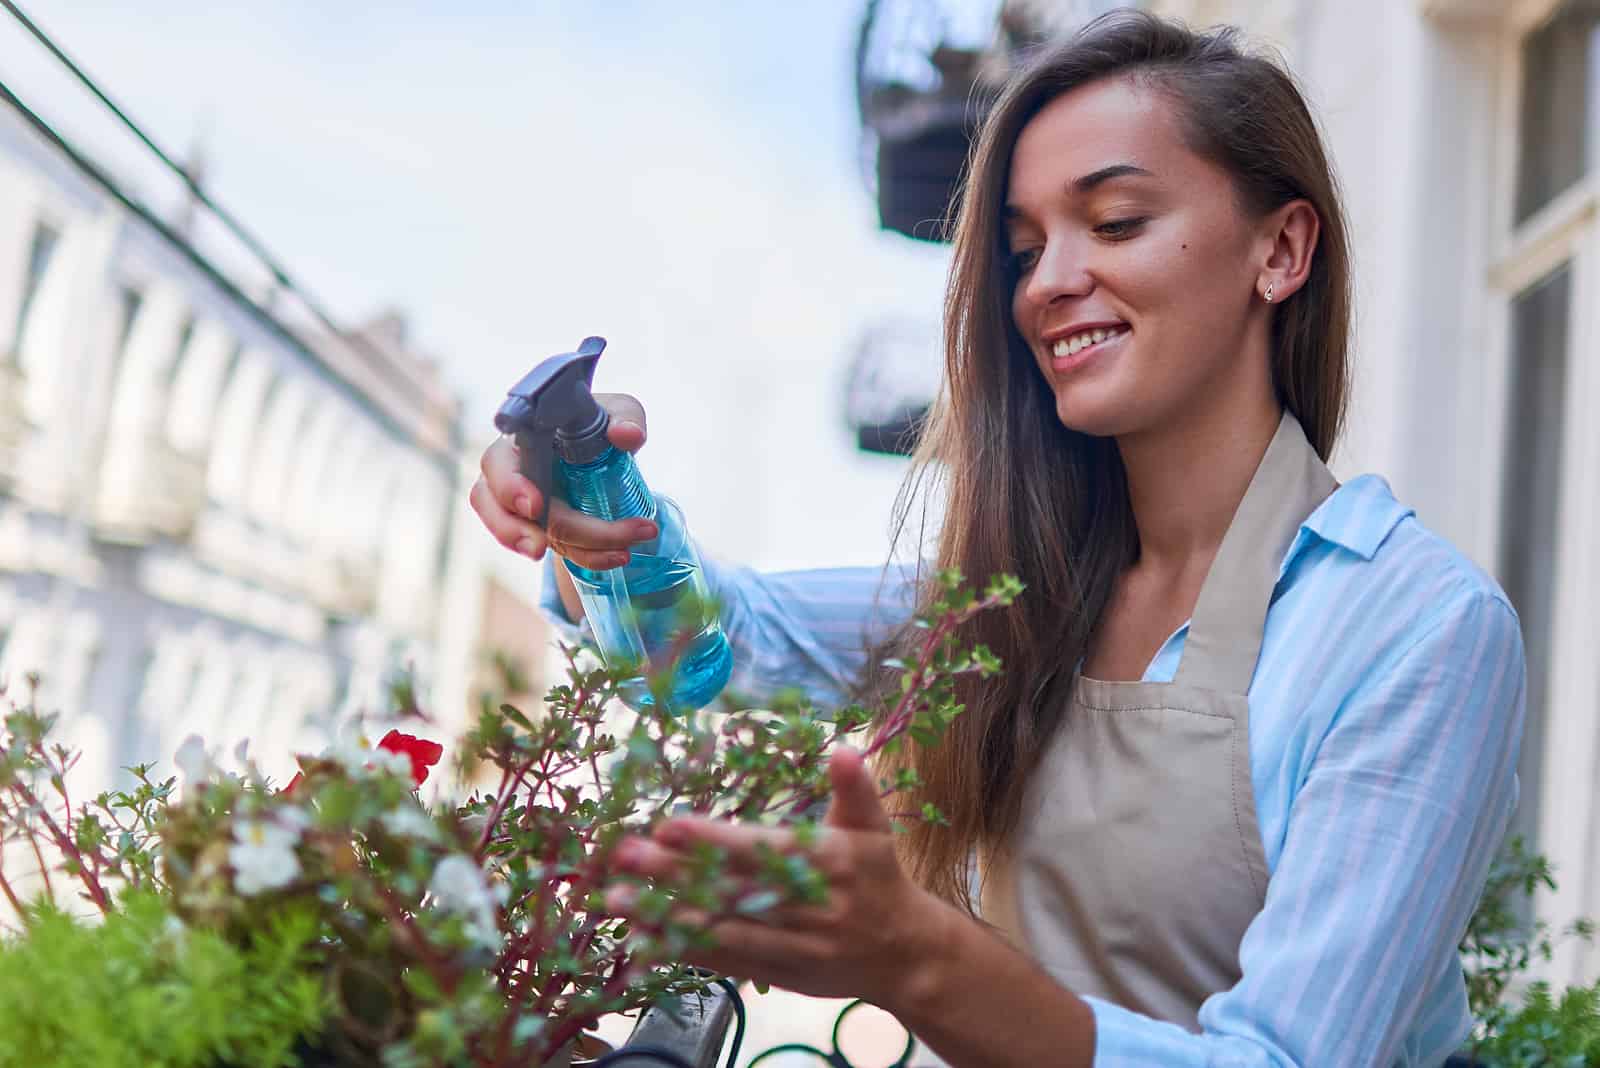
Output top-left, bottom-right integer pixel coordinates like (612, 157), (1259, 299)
(499, 703), (534, 731)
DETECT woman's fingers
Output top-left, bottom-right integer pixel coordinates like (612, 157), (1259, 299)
(469, 475), (545, 560)
(653, 817), (809, 865)
(595, 393), (647, 453)
(475, 394), (658, 569)
(480, 434), (543, 524)
(545, 502), (657, 570)
(612, 835), (688, 882)
(603, 885), (836, 962)
(472, 467), (650, 570)
(604, 881), (853, 1000)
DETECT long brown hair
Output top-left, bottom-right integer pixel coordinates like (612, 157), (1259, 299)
(874, 11), (1353, 911)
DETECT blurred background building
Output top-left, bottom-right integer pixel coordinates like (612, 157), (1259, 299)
(0, 29), (546, 793)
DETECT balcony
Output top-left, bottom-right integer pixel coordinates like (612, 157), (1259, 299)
(94, 431), (209, 544)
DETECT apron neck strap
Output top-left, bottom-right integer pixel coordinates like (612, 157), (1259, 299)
(1171, 412), (1336, 695)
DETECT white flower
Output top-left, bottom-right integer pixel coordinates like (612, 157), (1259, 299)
(330, 720), (376, 772)
(379, 803), (437, 841)
(174, 735), (216, 785)
(427, 854), (500, 949)
(428, 854), (491, 911)
(229, 813), (304, 896)
(369, 746), (414, 779)
(328, 721), (411, 781)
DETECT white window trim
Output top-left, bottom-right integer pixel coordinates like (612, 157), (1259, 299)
(1473, 0), (1600, 984)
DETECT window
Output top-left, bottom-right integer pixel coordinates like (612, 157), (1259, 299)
(1497, 264), (1572, 847)
(1484, 0), (1600, 940)
(12, 220), (60, 352)
(1515, 0), (1600, 222)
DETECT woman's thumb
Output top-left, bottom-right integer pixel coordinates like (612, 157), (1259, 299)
(825, 747), (892, 833)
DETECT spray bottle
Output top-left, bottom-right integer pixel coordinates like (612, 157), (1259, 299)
(494, 337), (733, 711)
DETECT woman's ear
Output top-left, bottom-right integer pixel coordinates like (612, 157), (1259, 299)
(1257, 199), (1320, 303)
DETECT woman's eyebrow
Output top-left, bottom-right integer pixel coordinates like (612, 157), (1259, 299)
(1003, 162), (1157, 219)
(1072, 163), (1155, 192)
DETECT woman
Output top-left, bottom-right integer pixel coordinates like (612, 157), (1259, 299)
(470, 13), (1524, 1066)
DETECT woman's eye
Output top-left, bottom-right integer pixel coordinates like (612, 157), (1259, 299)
(1008, 247), (1041, 274)
(1095, 216), (1148, 240)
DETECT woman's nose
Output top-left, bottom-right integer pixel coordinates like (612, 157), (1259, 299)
(1023, 237), (1094, 308)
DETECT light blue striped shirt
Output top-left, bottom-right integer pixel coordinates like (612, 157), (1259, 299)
(541, 473), (1525, 1067)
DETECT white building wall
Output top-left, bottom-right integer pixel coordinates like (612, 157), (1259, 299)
(0, 97), (515, 802)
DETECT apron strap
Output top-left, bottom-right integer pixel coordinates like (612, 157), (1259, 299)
(1172, 413), (1337, 696)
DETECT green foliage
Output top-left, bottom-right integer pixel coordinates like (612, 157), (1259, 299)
(1464, 836), (1562, 1022)
(0, 890), (324, 1068)
(1463, 836), (1600, 1066)
(1473, 980), (1600, 1068)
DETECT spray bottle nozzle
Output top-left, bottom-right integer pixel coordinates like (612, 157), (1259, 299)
(494, 336), (612, 525)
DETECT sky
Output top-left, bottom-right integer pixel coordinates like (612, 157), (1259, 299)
(0, 1), (984, 570)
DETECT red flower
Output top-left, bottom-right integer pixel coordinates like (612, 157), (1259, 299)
(377, 729), (444, 787)
(279, 730), (442, 795)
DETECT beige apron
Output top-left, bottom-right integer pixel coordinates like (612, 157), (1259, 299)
(981, 412), (1336, 1029)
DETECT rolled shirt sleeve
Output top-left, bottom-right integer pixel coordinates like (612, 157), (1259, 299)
(537, 550), (918, 709)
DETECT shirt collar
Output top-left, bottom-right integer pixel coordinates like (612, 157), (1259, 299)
(1290, 473), (1414, 566)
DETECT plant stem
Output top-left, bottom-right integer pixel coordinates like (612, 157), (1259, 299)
(0, 853), (27, 924)
(864, 614), (956, 760)
(476, 756), (537, 860)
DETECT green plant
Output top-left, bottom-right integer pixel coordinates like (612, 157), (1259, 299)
(1462, 836), (1600, 1066)
(0, 890), (324, 1068)
(0, 570), (1020, 1067)
(1473, 979), (1600, 1068)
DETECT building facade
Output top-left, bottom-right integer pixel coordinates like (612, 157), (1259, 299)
(0, 95), (544, 794)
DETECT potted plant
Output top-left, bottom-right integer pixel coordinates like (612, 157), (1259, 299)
(0, 572), (1020, 1068)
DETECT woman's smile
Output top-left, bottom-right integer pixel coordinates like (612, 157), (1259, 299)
(1045, 323), (1131, 374)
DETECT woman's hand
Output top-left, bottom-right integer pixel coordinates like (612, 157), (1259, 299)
(469, 392), (658, 571)
(608, 747), (954, 1010)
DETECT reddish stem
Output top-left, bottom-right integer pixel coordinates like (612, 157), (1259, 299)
(863, 614), (957, 760)
(539, 950), (638, 1062)
(476, 756), (537, 860)
(0, 853), (26, 923)
(334, 840), (461, 998)
(13, 749), (114, 912)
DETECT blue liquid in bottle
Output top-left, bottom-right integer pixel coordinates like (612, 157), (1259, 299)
(560, 446), (733, 711)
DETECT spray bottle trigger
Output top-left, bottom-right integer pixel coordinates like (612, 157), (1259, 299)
(516, 430), (559, 529)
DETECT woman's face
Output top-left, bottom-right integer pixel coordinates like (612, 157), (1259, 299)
(1005, 76), (1269, 439)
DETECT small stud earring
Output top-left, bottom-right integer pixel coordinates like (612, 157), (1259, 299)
(1264, 283), (1275, 303)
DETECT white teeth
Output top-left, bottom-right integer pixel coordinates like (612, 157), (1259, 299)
(1051, 326), (1125, 358)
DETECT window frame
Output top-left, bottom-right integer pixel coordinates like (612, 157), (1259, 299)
(1473, 0), (1600, 983)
